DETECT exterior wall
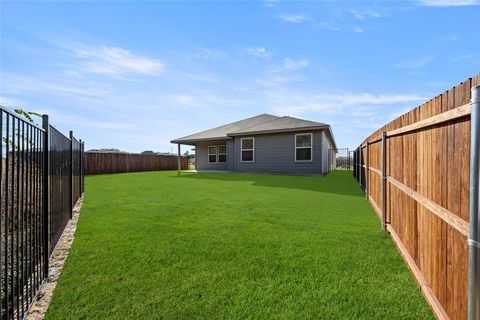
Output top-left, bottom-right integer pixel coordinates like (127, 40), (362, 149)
(322, 130), (337, 173)
(227, 140), (236, 171)
(234, 130), (324, 174)
(321, 131), (330, 174)
(195, 140), (233, 171)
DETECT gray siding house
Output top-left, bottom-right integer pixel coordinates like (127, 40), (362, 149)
(171, 114), (337, 175)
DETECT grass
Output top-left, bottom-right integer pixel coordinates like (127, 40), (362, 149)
(46, 170), (433, 319)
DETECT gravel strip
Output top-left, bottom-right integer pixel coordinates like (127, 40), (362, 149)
(26, 196), (84, 320)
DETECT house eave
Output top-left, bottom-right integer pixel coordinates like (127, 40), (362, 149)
(170, 136), (232, 145)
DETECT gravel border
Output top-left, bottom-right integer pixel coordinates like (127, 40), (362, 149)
(26, 196), (84, 320)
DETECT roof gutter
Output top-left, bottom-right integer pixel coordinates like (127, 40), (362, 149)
(170, 136), (233, 145)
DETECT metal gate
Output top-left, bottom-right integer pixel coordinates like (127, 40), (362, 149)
(328, 148), (353, 172)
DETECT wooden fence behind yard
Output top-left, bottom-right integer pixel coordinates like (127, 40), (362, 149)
(84, 152), (188, 175)
(353, 74), (480, 320)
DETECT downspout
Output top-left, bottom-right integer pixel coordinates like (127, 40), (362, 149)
(468, 85), (480, 320)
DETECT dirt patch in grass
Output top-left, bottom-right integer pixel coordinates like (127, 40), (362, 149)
(26, 196), (84, 320)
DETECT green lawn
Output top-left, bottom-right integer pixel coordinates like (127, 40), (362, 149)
(46, 170), (433, 319)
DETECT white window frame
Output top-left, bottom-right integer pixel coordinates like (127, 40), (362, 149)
(218, 145), (227, 163)
(208, 145), (217, 163)
(295, 133), (313, 162)
(241, 137), (255, 163)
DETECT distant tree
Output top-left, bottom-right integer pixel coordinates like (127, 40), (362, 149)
(87, 148), (126, 153)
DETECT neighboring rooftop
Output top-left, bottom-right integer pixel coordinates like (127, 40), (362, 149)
(171, 113), (336, 149)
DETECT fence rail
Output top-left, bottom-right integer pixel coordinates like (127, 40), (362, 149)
(0, 107), (84, 320)
(354, 74), (480, 320)
(84, 152), (187, 175)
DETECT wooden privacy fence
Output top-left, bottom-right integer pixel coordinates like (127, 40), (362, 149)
(353, 74), (480, 320)
(84, 152), (188, 175)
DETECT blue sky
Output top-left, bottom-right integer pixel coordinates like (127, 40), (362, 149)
(1, 0), (479, 153)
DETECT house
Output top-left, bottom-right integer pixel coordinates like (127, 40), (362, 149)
(171, 114), (337, 175)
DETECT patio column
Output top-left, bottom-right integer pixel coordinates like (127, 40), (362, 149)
(177, 143), (181, 176)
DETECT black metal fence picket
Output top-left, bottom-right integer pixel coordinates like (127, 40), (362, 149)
(0, 106), (84, 319)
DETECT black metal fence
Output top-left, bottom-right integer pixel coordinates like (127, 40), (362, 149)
(328, 148), (353, 172)
(0, 106), (84, 319)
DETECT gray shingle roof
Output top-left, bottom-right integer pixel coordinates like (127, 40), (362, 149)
(170, 114), (279, 144)
(171, 114), (336, 149)
(227, 116), (328, 136)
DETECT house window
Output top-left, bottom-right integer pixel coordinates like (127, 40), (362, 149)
(218, 145), (227, 163)
(241, 138), (254, 162)
(208, 146), (217, 163)
(295, 133), (312, 161)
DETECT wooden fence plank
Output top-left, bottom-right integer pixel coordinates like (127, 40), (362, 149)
(387, 225), (450, 320)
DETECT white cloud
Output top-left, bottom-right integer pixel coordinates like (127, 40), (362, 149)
(282, 58), (308, 70)
(74, 46), (165, 76)
(317, 21), (341, 31)
(0, 96), (27, 108)
(352, 26), (364, 33)
(349, 9), (383, 20)
(262, 0), (279, 7)
(246, 47), (272, 58)
(54, 114), (135, 129)
(168, 94), (198, 106)
(256, 75), (304, 86)
(165, 91), (257, 110)
(193, 48), (228, 60)
(2, 73), (113, 98)
(267, 91), (427, 116)
(437, 35), (459, 42)
(451, 54), (475, 62)
(269, 57), (309, 73)
(279, 14), (312, 23)
(396, 56), (434, 69)
(417, 0), (480, 6)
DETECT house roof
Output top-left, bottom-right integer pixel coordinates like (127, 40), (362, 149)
(170, 114), (279, 144)
(171, 113), (337, 149)
(228, 116), (328, 136)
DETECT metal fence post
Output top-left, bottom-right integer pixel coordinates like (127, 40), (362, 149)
(355, 148), (358, 180)
(366, 142), (369, 199)
(79, 139), (83, 194)
(468, 85), (480, 320)
(359, 146), (363, 190)
(354, 148), (357, 180)
(381, 131), (387, 231)
(42, 115), (49, 276)
(82, 141), (85, 193)
(69, 131), (73, 218)
(347, 148), (350, 170)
